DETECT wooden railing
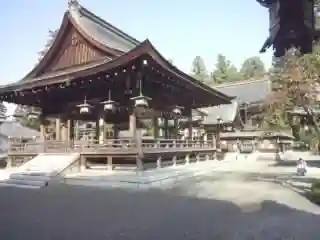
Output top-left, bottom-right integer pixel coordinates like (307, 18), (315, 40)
(8, 138), (216, 155)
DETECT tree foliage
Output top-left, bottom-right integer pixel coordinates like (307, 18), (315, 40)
(211, 54), (239, 84)
(264, 48), (320, 143)
(239, 56), (266, 79)
(190, 56), (209, 82)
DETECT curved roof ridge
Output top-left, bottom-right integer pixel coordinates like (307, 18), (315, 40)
(230, 99), (240, 123)
(215, 76), (270, 88)
(68, 1), (140, 52)
(75, 4), (140, 45)
(1, 39), (233, 107)
(144, 41), (233, 103)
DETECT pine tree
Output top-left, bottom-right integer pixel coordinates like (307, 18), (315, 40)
(190, 56), (209, 82)
(211, 54), (239, 84)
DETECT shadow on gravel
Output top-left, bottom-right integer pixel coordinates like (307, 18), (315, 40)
(271, 160), (320, 168)
(0, 184), (320, 239)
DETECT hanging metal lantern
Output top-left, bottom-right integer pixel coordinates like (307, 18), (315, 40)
(132, 95), (151, 108)
(100, 89), (118, 112)
(131, 95), (152, 115)
(172, 106), (184, 116)
(27, 107), (41, 120)
(101, 100), (117, 111)
(77, 96), (92, 114)
(130, 79), (151, 112)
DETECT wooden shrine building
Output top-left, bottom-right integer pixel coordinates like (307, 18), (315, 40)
(0, 1), (232, 169)
(194, 78), (294, 152)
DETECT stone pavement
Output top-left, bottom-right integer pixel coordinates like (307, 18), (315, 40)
(63, 159), (237, 189)
(1, 156), (320, 239)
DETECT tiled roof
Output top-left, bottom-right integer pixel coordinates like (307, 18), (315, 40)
(69, 1), (140, 53)
(220, 130), (294, 139)
(0, 121), (40, 139)
(202, 78), (271, 125)
(201, 100), (239, 125)
(214, 77), (271, 105)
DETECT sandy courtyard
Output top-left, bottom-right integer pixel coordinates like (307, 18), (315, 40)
(0, 166), (320, 240)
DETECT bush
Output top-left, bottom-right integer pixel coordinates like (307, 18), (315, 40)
(308, 180), (320, 204)
(311, 180), (320, 192)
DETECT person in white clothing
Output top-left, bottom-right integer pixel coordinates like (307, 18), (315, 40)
(296, 157), (307, 176)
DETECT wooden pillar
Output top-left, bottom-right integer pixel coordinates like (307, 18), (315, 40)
(74, 120), (80, 140)
(60, 119), (68, 141)
(164, 117), (168, 139)
(186, 108), (193, 140)
(6, 157), (12, 168)
(173, 118), (179, 139)
(55, 118), (61, 140)
(203, 132), (208, 144)
(68, 119), (74, 140)
(136, 156), (144, 171)
(172, 155), (177, 166)
(66, 119), (73, 140)
(185, 154), (190, 164)
(98, 116), (105, 144)
(39, 116), (46, 141)
(156, 156), (162, 168)
(129, 111), (137, 139)
(113, 123), (119, 139)
(95, 118), (100, 142)
(80, 155), (86, 171)
(196, 154), (200, 163)
(152, 116), (159, 138)
(107, 156), (113, 171)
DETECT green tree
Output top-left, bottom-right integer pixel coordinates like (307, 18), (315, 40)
(211, 54), (239, 84)
(239, 56), (266, 79)
(190, 56), (209, 82)
(264, 48), (320, 143)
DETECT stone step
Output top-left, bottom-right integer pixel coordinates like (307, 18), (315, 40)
(0, 182), (42, 189)
(3, 178), (47, 188)
(9, 173), (52, 182)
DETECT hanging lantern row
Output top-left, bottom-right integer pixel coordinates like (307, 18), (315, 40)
(172, 106), (184, 116)
(100, 89), (119, 112)
(1, 56), (179, 101)
(27, 107), (41, 120)
(77, 96), (93, 114)
(130, 79), (152, 113)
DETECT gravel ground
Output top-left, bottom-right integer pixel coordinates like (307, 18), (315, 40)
(1, 169), (320, 240)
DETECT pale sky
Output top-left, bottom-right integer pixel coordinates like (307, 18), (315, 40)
(0, 0), (272, 114)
